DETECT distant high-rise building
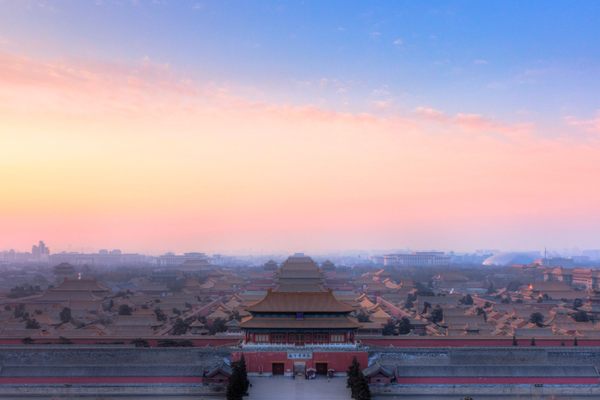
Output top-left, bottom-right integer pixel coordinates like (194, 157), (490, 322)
(157, 252), (209, 267)
(383, 252), (450, 267)
(31, 240), (50, 261)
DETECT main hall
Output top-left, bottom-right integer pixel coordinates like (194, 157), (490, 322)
(237, 253), (367, 376)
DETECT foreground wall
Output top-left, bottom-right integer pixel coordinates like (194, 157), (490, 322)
(360, 336), (597, 347)
(0, 384), (226, 398)
(372, 384), (600, 397)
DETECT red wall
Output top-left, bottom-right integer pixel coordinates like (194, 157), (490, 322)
(395, 377), (600, 384)
(233, 350), (368, 374)
(360, 337), (597, 347)
(9, 335), (600, 348)
(0, 337), (240, 347)
(0, 376), (204, 384)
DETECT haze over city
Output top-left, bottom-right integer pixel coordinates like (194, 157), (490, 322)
(2, 1), (600, 254)
(4, 2), (600, 400)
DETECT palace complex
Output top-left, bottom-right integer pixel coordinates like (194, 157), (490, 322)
(5, 253), (600, 397)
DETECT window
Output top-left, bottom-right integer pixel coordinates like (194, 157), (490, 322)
(314, 333), (328, 343)
(271, 333), (286, 343)
(330, 334), (345, 343)
(255, 334), (269, 343)
(296, 312), (304, 320)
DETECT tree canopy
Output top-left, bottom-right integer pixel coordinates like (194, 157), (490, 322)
(529, 312), (545, 327)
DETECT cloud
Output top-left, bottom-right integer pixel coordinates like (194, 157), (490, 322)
(565, 112), (600, 134)
(393, 38), (403, 47)
(474, 59), (488, 65)
(2, 51), (600, 252)
(414, 106), (532, 139)
(414, 106), (446, 121)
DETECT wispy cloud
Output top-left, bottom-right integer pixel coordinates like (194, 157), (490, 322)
(565, 112), (600, 134)
(2, 51), (600, 252)
(414, 106), (532, 139)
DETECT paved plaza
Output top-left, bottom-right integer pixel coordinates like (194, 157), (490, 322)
(249, 376), (351, 400)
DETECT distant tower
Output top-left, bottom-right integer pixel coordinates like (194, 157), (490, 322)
(32, 240), (50, 261)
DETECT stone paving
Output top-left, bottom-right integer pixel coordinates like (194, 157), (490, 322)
(249, 376), (350, 400)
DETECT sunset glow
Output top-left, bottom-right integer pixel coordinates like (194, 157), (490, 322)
(1, 1), (600, 253)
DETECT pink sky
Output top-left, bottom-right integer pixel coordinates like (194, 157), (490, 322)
(1, 51), (600, 254)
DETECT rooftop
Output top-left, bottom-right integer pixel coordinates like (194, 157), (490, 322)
(246, 289), (354, 313)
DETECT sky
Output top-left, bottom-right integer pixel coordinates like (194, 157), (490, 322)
(1, 0), (600, 255)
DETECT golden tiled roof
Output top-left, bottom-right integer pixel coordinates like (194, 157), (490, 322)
(240, 316), (360, 329)
(247, 289), (354, 313)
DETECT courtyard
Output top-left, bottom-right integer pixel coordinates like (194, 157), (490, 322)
(248, 376), (351, 400)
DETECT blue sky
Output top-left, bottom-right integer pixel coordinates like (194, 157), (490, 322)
(2, 0), (599, 124)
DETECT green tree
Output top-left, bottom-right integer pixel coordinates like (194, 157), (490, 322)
(573, 298), (583, 309)
(58, 336), (72, 344)
(356, 311), (371, 323)
(381, 320), (396, 336)
(506, 281), (523, 291)
(353, 370), (371, 400)
(421, 301), (431, 314)
(154, 307), (167, 322)
(476, 307), (487, 322)
(59, 307), (72, 323)
(13, 303), (27, 319)
(131, 338), (150, 347)
(415, 282), (434, 296)
(22, 337), (34, 345)
(238, 354), (249, 395)
(209, 318), (228, 334)
(347, 357), (360, 390)
(405, 293), (417, 309)
(529, 312), (544, 327)
(26, 318), (40, 329)
(226, 359), (246, 400)
(118, 304), (132, 316)
(397, 317), (412, 335)
(573, 310), (590, 322)
(430, 305), (444, 323)
(460, 294), (474, 305)
(172, 318), (190, 335)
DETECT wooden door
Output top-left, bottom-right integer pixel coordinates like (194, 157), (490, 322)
(316, 362), (328, 375)
(272, 362), (284, 375)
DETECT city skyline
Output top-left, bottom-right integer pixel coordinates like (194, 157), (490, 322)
(2, 1), (600, 253)
(1, 239), (598, 259)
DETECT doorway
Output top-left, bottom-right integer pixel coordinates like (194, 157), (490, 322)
(272, 362), (284, 376)
(315, 362), (328, 376)
(293, 361), (306, 376)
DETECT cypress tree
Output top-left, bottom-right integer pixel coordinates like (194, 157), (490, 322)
(226, 361), (244, 400)
(354, 370), (371, 400)
(239, 354), (250, 395)
(347, 356), (360, 389)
